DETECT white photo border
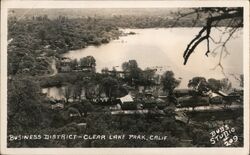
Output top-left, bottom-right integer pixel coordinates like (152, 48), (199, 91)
(1, 1), (249, 155)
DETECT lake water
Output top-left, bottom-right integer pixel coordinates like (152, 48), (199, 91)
(42, 86), (87, 100)
(63, 28), (243, 89)
(44, 28), (243, 99)
(42, 86), (66, 100)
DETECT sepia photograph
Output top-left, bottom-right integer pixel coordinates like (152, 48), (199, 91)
(1, 0), (249, 155)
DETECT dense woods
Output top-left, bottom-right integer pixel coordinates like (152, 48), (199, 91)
(8, 15), (122, 76)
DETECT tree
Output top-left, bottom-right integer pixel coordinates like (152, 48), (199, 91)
(70, 59), (78, 70)
(101, 67), (109, 75)
(191, 128), (211, 146)
(80, 56), (96, 68)
(110, 67), (118, 77)
(141, 68), (157, 87)
(122, 60), (138, 70)
(178, 8), (243, 70)
(207, 78), (232, 92)
(80, 100), (94, 117)
(100, 77), (119, 98)
(220, 78), (232, 92)
(161, 71), (180, 96)
(188, 77), (208, 93)
(38, 29), (46, 44)
(72, 84), (82, 101)
(79, 56), (96, 72)
(207, 78), (222, 92)
(122, 60), (142, 85)
(78, 78), (97, 100)
(8, 78), (50, 134)
(64, 84), (73, 103)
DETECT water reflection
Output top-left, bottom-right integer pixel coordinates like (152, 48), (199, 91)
(42, 86), (66, 100)
(42, 86), (86, 100)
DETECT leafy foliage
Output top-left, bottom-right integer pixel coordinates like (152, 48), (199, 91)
(8, 16), (121, 76)
(161, 71), (180, 95)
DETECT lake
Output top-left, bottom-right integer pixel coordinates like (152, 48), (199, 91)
(42, 86), (86, 101)
(44, 28), (243, 100)
(63, 28), (243, 89)
(42, 86), (66, 100)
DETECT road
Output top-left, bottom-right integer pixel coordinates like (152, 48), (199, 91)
(49, 59), (58, 77)
(175, 104), (243, 112)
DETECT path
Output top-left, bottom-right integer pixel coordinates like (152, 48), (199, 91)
(49, 59), (58, 77)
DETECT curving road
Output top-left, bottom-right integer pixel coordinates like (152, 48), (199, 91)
(49, 59), (58, 77)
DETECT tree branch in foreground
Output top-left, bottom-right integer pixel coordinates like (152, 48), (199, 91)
(182, 8), (243, 66)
